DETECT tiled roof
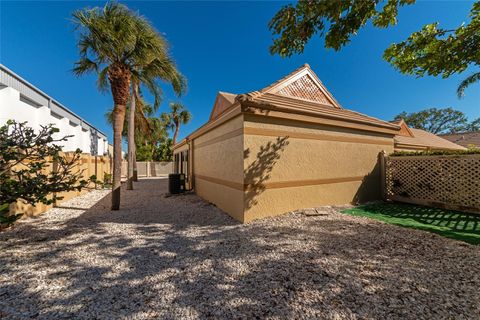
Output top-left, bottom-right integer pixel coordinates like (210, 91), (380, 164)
(230, 64), (398, 130)
(439, 131), (480, 148)
(208, 91), (237, 121)
(183, 63), (402, 147)
(395, 128), (466, 150)
(237, 92), (399, 130)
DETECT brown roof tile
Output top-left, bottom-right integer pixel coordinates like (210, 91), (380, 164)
(238, 92), (399, 130)
(439, 131), (480, 148)
(395, 128), (466, 150)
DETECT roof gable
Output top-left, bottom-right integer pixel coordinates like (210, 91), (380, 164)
(261, 64), (342, 109)
(209, 92), (237, 121)
(392, 119), (415, 137)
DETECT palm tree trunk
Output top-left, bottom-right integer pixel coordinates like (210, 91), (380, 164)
(173, 123), (180, 145)
(133, 142), (138, 181)
(112, 104), (126, 210)
(127, 84), (136, 190)
(109, 63), (130, 211)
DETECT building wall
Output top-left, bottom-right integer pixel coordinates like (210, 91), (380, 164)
(190, 115), (245, 221)
(0, 86), (108, 155)
(242, 115), (395, 222)
(0, 65), (108, 155)
(174, 113), (396, 223)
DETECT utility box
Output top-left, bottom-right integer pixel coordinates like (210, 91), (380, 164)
(168, 173), (185, 194)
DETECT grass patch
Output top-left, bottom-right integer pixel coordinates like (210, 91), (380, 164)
(342, 202), (480, 245)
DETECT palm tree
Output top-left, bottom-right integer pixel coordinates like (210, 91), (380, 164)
(457, 72), (480, 98)
(72, 3), (184, 208)
(161, 103), (192, 145)
(124, 19), (186, 189)
(127, 57), (185, 189)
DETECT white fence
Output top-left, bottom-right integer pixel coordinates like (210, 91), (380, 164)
(122, 161), (173, 178)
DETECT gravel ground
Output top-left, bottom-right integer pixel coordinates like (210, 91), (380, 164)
(1, 178), (479, 319)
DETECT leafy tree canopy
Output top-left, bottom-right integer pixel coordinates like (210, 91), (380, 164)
(269, 0), (480, 97)
(395, 107), (480, 134)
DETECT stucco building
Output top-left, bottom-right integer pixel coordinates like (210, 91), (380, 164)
(0, 64), (108, 155)
(173, 64), (461, 222)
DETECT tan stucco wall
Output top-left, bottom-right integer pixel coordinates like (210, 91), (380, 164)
(189, 115), (246, 220)
(175, 113), (396, 223)
(242, 115), (395, 222)
(194, 178), (245, 222)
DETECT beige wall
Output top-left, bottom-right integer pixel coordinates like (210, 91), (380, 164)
(187, 115), (246, 220)
(174, 113), (395, 223)
(122, 161), (173, 177)
(10, 153), (112, 217)
(242, 115), (395, 222)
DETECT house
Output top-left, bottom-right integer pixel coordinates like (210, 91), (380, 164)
(392, 119), (466, 152)
(439, 131), (480, 149)
(173, 64), (406, 222)
(0, 64), (109, 155)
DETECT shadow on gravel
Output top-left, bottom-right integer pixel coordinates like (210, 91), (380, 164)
(1, 179), (479, 319)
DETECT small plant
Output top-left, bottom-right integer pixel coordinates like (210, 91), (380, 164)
(0, 120), (92, 227)
(103, 172), (113, 187)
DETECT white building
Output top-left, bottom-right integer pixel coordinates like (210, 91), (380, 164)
(0, 64), (108, 156)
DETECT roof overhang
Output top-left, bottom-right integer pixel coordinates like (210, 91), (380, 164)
(238, 97), (400, 136)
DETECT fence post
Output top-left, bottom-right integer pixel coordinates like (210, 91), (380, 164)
(379, 150), (387, 201)
(146, 161), (150, 177)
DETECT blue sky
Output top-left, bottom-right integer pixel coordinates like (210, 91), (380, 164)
(1, 1), (479, 142)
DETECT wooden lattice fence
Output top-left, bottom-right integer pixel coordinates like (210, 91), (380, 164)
(381, 153), (480, 214)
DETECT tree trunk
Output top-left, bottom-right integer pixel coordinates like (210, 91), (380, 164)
(173, 123), (179, 145)
(111, 104), (126, 210)
(133, 142), (138, 182)
(109, 63), (131, 211)
(127, 84), (136, 190)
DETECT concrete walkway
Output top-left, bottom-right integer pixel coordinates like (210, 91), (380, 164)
(1, 178), (479, 319)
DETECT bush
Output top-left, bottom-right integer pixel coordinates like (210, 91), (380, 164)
(391, 149), (480, 157)
(0, 120), (93, 227)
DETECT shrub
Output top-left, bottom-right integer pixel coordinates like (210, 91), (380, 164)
(391, 149), (480, 157)
(0, 120), (93, 227)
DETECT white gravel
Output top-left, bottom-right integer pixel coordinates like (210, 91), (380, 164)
(1, 178), (479, 319)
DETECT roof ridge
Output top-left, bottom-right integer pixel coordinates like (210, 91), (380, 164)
(259, 64), (311, 94)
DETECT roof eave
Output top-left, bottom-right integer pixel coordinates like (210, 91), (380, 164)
(239, 99), (400, 135)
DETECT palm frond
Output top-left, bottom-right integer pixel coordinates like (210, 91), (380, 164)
(72, 57), (99, 76)
(457, 72), (480, 98)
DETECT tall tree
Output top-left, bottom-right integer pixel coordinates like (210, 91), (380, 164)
(106, 103), (169, 162)
(463, 118), (480, 132)
(161, 103), (191, 145)
(126, 27), (186, 189)
(394, 107), (479, 134)
(127, 56), (185, 189)
(269, 1), (480, 97)
(72, 3), (184, 208)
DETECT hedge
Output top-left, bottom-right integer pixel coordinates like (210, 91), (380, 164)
(391, 149), (480, 157)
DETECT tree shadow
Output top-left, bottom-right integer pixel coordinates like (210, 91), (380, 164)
(1, 179), (479, 318)
(244, 136), (289, 211)
(352, 160), (382, 205)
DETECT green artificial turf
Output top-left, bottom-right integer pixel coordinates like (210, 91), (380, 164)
(342, 203), (480, 245)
